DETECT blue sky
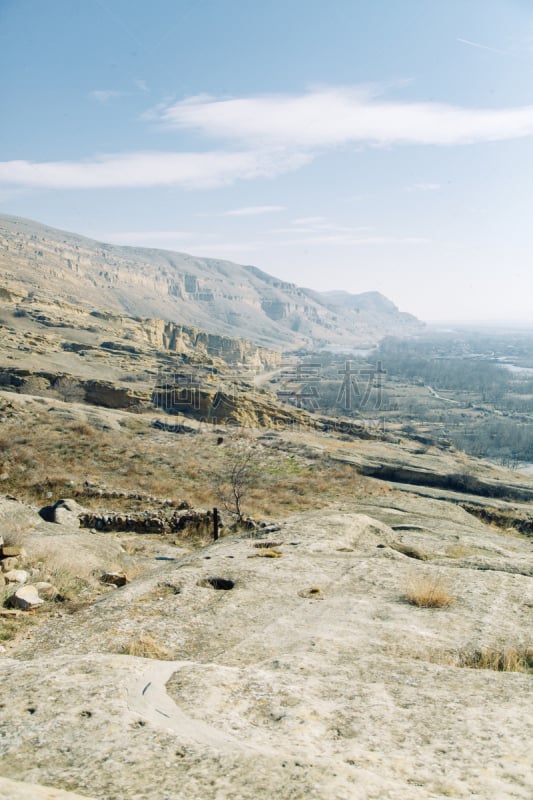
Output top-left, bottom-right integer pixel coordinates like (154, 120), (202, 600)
(1, 0), (533, 323)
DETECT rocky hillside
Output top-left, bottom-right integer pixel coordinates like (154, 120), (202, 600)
(0, 214), (423, 351)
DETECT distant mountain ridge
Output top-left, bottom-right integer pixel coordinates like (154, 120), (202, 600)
(0, 213), (423, 350)
(321, 290), (399, 314)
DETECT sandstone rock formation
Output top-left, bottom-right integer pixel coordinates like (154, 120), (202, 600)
(0, 213), (423, 350)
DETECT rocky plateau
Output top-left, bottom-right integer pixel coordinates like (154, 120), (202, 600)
(0, 213), (531, 800)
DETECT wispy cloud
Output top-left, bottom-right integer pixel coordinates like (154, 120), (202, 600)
(272, 217), (371, 235)
(134, 79), (149, 93)
(101, 230), (193, 245)
(409, 182), (441, 191)
(275, 234), (429, 247)
(457, 38), (509, 57)
(184, 234), (429, 255)
(0, 150), (311, 189)
(89, 89), (125, 103)
(7, 85), (533, 193)
(184, 241), (268, 255)
(90, 81), (150, 103)
(292, 216), (328, 225)
(158, 86), (533, 147)
(221, 205), (286, 216)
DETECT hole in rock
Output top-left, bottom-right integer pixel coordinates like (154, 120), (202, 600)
(201, 577), (234, 590)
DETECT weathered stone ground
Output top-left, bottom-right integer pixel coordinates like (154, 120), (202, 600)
(0, 490), (532, 800)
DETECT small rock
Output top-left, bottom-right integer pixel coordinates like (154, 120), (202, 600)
(35, 582), (60, 600)
(4, 569), (29, 584)
(1, 545), (26, 558)
(12, 585), (44, 610)
(100, 572), (128, 587)
(1, 557), (19, 572)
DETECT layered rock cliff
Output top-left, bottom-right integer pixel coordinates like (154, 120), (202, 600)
(0, 213), (424, 351)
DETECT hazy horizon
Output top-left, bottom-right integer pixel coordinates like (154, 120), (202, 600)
(1, 1), (533, 324)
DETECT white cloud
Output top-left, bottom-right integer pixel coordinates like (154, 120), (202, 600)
(89, 89), (124, 103)
(292, 216), (328, 225)
(276, 234), (430, 247)
(221, 205), (286, 216)
(273, 218), (371, 235)
(158, 86), (533, 148)
(183, 234), (428, 256)
(8, 86), (532, 194)
(410, 182), (441, 191)
(457, 38), (509, 57)
(184, 241), (267, 255)
(0, 150), (311, 189)
(101, 230), (193, 244)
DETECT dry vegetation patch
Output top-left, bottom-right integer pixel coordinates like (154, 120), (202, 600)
(0, 399), (372, 519)
(455, 645), (533, 673)
(118, 632), (170, 660)
(404, 572), (455, 608)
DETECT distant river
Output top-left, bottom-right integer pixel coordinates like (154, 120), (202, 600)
(505, 364), (533, 375)
(496, 360), (533, 375)
(515, 463), (533, 475)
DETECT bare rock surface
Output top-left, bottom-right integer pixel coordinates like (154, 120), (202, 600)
(0, 775), (97, 799)
(1, 496), (532, 799)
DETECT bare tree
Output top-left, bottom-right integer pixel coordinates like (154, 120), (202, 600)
(54, 376), (85, 403)
(216, 434), (263, 524)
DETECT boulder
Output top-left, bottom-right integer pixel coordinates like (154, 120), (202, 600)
(4, 569), (29, 584)
(39, 498), (85, 526)
(1, 556), (19, 572)
(11, 585), (44, 610)
(54, 498), (85, 525)
(34, 582), (60, 601)
(1, 545), (26, 558)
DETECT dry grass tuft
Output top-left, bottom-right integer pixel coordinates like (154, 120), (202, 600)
(456, 645), (533, 673)
(404, 573), (454, 608)
(0, 609), (41, 642)
(248, 548), (283, 558)
(119, 632), (170, 660)
(68, 421), (96, 437)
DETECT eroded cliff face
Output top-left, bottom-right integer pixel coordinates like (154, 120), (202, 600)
(0, 214), (424, 350)
(135, 318), (281, 370)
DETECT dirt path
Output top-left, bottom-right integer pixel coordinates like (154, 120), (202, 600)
(427, 385), (459, 403)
